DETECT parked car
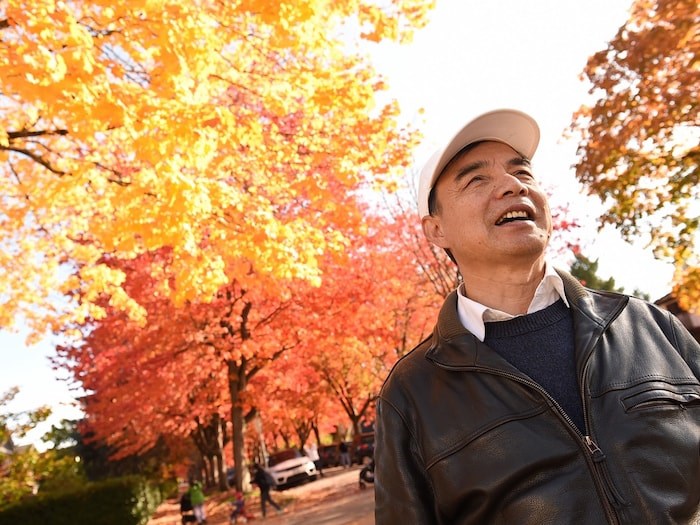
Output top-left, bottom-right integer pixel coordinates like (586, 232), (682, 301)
(266, 448), (318, 489)
(318, 443), (341, 468)
(352, 432), (375, 465)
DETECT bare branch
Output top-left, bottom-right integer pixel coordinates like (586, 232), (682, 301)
(1, 145), (67, 175)
(8, 128), (69, 140)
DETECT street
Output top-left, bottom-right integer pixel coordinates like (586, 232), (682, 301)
(148, 466), (375, 525)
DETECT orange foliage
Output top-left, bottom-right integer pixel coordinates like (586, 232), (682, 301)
(56, 249), (311, 463)
(55, 204), (446, 472)
(0, 0), (432, 335)
(289, 212), (444, 435)
(571, 0), (699, 310)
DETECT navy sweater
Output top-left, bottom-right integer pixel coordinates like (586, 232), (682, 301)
(484, 299), (585, 432)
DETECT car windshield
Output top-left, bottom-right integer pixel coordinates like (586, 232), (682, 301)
(268, 449), (301, 467)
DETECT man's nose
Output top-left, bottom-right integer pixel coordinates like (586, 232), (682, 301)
(497, 173), (529, 197)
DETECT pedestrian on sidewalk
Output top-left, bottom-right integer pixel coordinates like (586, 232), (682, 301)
(252, 463), (283, 518)
(188, 480), (207, 525)
(339, 441), (351, 468)
(304, 441), (324, 477)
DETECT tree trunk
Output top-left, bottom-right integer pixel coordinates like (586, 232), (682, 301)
(229, 359), (248, 492)
(215, 417), (228, 491)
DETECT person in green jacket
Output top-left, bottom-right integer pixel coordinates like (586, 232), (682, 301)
(188, 480), (207, 524)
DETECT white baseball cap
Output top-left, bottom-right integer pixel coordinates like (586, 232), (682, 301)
(417, 109), (540, 218)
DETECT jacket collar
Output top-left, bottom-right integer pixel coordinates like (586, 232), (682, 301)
(425, 269), (629, 369)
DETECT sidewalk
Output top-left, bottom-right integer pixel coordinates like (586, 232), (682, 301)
(148, 466), (374, 525)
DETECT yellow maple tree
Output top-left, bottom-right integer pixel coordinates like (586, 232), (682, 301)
(0, 0), (433, 336)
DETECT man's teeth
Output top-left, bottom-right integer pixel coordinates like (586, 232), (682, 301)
(497, 210), (529, 225)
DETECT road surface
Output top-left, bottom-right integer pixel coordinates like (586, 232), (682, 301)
(148, 465), (375, 525)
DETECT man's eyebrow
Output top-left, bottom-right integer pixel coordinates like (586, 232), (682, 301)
(508, 156), (531, 168)
(453, 160), (488, 182)
(452, 156), (530, 182)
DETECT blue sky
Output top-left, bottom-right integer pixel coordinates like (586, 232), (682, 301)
(1, 328), (83, 448)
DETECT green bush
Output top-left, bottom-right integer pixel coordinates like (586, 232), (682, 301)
(0, 475), (165, 525)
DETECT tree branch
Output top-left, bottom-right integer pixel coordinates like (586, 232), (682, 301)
(1, 145), (67, 175)
(8, 129), (69, 140)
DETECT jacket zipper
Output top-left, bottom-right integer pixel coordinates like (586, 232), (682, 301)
(578, 359), (628, 519)
(470, 366), (623, 524)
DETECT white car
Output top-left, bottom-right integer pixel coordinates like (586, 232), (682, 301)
(266, 448), (318, 489)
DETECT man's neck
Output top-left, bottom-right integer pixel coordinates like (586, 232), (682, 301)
(459, 261), (546, 315)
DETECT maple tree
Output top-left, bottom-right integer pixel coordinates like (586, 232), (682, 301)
(57, 252), (231, 484)
(251, 358), (327, 451)
(0, 0), (432, 337)
(237, 210), (445, 457)
(2, 0), (436, 493)
(56, 247), (319, 491)
(295, 213), (444, 434)
(54, 202), (444, 487)
(571, 0), (699, 311)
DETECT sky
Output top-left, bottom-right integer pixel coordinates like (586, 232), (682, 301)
(1, 0), (676, 447)
(360, 0), (675, 295)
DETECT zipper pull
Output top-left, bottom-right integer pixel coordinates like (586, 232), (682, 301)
(584, 436), (606, 462)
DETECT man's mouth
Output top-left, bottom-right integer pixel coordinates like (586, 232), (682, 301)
(495, 210), (532, 225)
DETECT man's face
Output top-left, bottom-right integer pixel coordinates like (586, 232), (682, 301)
(422, 141), (552, 272)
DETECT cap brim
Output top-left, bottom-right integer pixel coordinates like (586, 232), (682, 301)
(417, 109), (540, 217)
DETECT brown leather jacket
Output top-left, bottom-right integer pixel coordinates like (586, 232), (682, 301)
(375, 271), (700, 524)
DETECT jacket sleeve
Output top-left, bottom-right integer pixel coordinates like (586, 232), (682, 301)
(375, 397), (437, 525)
(666, 309), (700, 380)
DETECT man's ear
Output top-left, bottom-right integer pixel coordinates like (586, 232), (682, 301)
(421, 215), (449, 249)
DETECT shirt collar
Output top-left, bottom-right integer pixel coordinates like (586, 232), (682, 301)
(456, 263), (569, 341)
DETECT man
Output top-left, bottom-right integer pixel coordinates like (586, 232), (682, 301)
(339, 440), (351, 468)
(374, 109), (700, 524)
(252, 463), (283, 518)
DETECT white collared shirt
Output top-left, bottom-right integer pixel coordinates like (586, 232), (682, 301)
(456, 263), (569, 341)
